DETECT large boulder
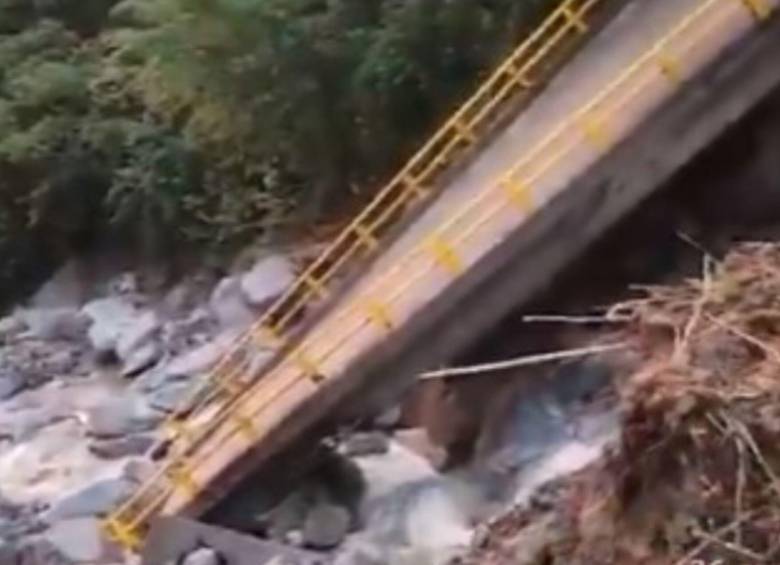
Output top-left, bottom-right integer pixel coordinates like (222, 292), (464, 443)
(43, 518), (123, 563)
(209, 277), (255, 330)
(240, 255), (295, 308)
(302, 504), (350, 550)
(146, 376), (206, 413)
(115, 310), (159, 362)
(162, 335), (234, 380)
(121, 341), (162, 378)
(161, 308), (218, 356)
(81, 297), (138, 357)
(83, 299), (164, 374)
(89, 434), (156, 460)
(86, 397), (162, 438)
(45, 478), (135, 522)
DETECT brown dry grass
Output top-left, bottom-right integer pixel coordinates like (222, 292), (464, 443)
(462, 243), (780, 565)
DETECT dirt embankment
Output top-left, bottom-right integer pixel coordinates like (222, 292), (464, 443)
(461, 243), (780, 565)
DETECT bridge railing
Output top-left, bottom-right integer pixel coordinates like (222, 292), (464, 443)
(103, 0), (669, 551)
(106, 0), (776, 551)
(154, 0), (609, 470)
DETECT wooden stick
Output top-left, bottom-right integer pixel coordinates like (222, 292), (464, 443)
(673, 254), (712, 365)
(522, 314), (631, 324)
(674, 513), (756, 565)
(419, 342), (628, 380)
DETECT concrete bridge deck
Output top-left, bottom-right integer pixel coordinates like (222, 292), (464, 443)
(105, 0), (780, 550)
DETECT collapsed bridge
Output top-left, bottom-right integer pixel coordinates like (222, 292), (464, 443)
(103, 0), (780, 552)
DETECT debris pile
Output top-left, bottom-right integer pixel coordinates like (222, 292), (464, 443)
(463, 243), (780, 564)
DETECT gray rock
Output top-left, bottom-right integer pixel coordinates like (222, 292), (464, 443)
(44, 518), (122, 563)
(341, 432), (389, 458)
(268, 491), (312, 541)
(19, 308), (89, 342)
(209, 277), (255, 330)
(240, 255), (295, 308)
(146, 377), (203, 413)
(6, 408), (69, 442)
(45, 478), (135, 521)
(89, 434), (156, 459)
(116, 310), (159, 362)
(82, 297), (138, 356)
(162, 308), (217, 355)
(163, 339), (228, 379)
(122, 458), (156, 485)
(86, 398), (162, 438)
(181, 547), (223, 565)
(131, 365), (176, 394)
(40, 349), (81, 377)
(0, 369), (25, 401)
(121, 341), (162, 378)
(302, 504), (350, 549)
(133, 332), (235, 394)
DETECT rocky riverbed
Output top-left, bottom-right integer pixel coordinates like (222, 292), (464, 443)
(0, 251), (301, 563)
(0, 249), (624, 564)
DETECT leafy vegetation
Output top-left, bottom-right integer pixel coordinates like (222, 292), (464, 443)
(0, 0), (557, 300)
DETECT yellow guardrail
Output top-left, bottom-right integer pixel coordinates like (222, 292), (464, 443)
(104, 0), (776, 551)
(103, 0), (609, 549)
(152, 0), (603, 458)
(151, 0), (607, 443)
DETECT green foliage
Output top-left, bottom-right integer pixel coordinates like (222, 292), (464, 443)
(8, 61), (88, 110)
(0, 0), (561, 304)
(107, 0), (558, 220)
